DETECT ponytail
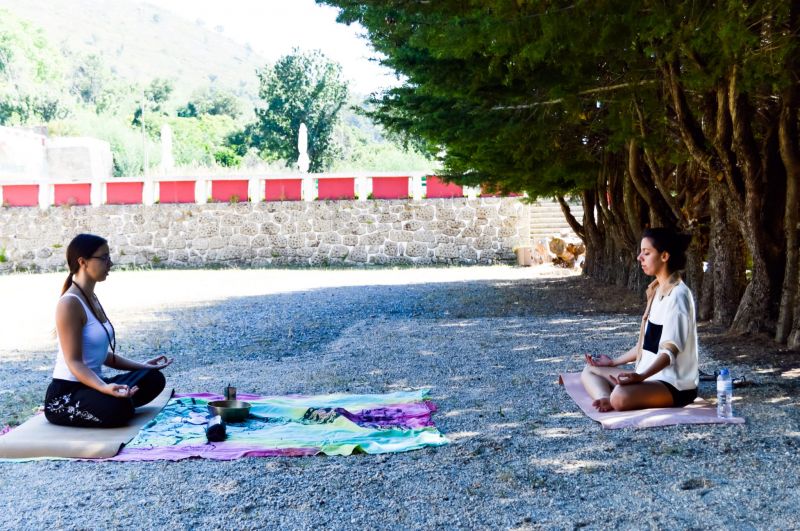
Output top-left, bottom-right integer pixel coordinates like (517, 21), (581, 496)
(61, 272), (74, 295)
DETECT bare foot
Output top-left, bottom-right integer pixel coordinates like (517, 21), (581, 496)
(592, 397), (614, 412)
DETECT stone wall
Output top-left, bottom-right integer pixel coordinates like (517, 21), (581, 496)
(0, 198), (529, 272)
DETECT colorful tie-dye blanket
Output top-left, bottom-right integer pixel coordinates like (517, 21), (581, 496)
(109, 389), (448, 461)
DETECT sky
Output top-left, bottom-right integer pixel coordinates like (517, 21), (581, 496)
(141, 0), (400, 95)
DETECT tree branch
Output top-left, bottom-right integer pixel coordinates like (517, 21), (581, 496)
(663, 60), (716, 173)
(491, 80), (658, 110)
(633, 98), (684, 223)
(556, 195), (585, 240)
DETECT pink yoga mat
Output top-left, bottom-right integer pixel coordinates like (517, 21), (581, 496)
(559, 372), (745, 429)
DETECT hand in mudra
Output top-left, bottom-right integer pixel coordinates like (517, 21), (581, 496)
(610, 372), (644, 385)
(104, 383), (139, 398)
(584, 353), (614, 367)
(144, 355), (174, 370)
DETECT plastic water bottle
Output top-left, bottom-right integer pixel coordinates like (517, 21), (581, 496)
(717, 368), (733, 418)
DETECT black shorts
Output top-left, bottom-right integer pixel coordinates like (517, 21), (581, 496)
(658, 380), (698, 407)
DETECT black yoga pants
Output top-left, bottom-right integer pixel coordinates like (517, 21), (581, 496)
(44, 369), (166, 428)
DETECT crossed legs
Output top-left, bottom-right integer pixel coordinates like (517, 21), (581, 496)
(581, 365), (674, 411)
(45, 369), (166, 428)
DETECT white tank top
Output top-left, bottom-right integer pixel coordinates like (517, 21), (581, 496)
(52, 293), (114, 381)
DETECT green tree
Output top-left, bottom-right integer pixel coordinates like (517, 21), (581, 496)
(66, 52), (134, 115)
(69, 53), (107, 106)
(162, 114), (239, 167)
(320, 0), (800, 345)
(0, 8), (70, 124)
(177, 86), (242, 119)
(252, 49), (348, 172)
(132, 77), (174, 125)
(145, 78), (173, 110)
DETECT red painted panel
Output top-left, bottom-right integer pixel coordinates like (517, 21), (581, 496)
(265, 179), (302, 201)
(54, 184), (91, 206)
(212, 180), (249, 203)
(318, 178), (355, 200)
(106, 182), (143, 204)
(159, 181), (195, 203)
(371, 176), (409, 199)
(2, 185), (39, 207)
(426, 176), (463, 198)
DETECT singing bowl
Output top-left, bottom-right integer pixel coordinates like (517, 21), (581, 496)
(207, 400), (252, 423)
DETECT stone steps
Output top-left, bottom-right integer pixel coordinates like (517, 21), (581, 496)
(529, 200), (583, 242)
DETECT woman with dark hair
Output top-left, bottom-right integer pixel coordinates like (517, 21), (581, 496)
(44, 234), (174, 428)
(581, 227), (699, 411)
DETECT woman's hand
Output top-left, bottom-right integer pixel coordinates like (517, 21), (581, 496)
(610, 372), (644, 385)
(142, 355), (174, 370)
(103, 383), (139, 398)
(584, 353), (615, 367)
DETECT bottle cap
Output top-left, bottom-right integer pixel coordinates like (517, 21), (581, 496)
(720, 368), (729, 376)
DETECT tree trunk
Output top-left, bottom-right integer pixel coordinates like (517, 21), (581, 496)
(708, 176), (747, 328)
(791, 275), (800, 349)
(683, 232), (704, 302)
(727, 73), (782, 334)
(699, 237), (715, 321)
(776, 93), (800, 344)
(580, 189), (603, 279)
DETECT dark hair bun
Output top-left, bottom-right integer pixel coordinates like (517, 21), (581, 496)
(676, 232), (692, 254)
(642, 227), (691, 273)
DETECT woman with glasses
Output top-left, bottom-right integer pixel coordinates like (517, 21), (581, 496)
(44, 234), (174, 427)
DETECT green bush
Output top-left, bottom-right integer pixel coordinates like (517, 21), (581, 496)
(50, 110), (160, 176)
(331, 123), (433, 172)
(161, 114), (238, 167)
(213, 146), (241, 167)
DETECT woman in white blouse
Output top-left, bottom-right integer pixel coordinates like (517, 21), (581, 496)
(581, 227), (699, 411)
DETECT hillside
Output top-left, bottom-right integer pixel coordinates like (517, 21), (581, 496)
(0, 0), (266, 100)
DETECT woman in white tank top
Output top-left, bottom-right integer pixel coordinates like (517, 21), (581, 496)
(44, 234), (175, 428)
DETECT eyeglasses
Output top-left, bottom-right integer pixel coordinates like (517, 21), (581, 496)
(89, 254), (112, 263)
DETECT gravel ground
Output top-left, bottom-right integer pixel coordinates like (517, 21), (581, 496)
(1, 265), (799, 530)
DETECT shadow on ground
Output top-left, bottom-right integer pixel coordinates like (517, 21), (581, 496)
(2, 273), (799, 529)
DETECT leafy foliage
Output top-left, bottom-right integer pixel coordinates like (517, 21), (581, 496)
(132, 78), (174, 125)
(331, 121), (432, 172)
(49, 110), (160, 176)
(66, 52), (135, 115)
(320, 0), (800, 341)
(177, 86), (242, 119)
(251, 49), (349, 172)
(161, 114), (239, 167)
(0, 8), (70, 124)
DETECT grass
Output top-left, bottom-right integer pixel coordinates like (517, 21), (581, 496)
(0, 247), (7, 263)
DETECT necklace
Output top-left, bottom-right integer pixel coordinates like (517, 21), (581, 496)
(71, 282), (116, 357)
